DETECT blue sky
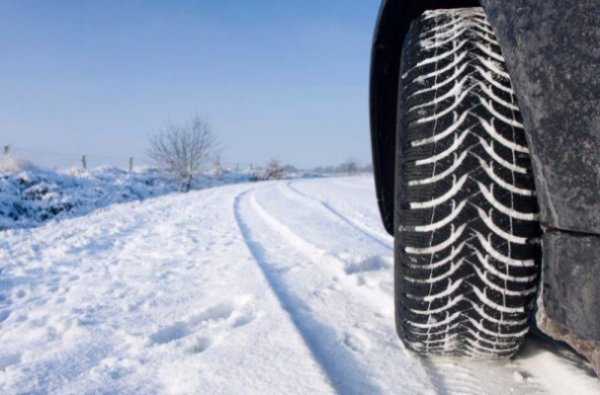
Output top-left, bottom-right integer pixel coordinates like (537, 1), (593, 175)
(0, 1), (380, 169)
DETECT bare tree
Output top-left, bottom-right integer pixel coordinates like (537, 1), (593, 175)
(149, 116), (217, 191)
(338, 157), (359, 174)
(212, 154), (226, 179)
(361, 162), (373, 173)
(264, 158), (286, 180)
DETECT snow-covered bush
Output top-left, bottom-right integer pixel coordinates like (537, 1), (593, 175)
(263, 159), (286, 180)
(0, 165), (257, 231)
(0, 154), (319, 231)
(248, 159), (289, 181)
(211, 156), (227, 179)
(0, 166), (173, 231)
(0, 153), (35, 173)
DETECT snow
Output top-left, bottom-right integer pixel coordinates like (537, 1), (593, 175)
(1, 176), (599, 394)
(0, 156), (300, 231)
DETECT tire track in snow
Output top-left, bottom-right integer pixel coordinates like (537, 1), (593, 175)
(250, 188), (393, 303)
(236, 187), (437, 394)
(2, 185), (342, 394)
(284, 181), (392, 251)
(240, 180), (595, 395)
(330, 178), (374, 190)
(2, 178), (597, 394)
(233, 189), (386, 395)
(248, 180), (547, 395)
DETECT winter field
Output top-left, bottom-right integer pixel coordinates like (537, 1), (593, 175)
(1, 175), (599, 394)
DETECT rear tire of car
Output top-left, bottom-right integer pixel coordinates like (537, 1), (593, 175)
(394, 7), (542, 358)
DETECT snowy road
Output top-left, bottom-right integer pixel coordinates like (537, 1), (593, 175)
(1, 176), (599, 394)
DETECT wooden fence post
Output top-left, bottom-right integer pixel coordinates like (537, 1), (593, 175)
(129, 157), (133, 172)
(81, 154), (87, 170)
(3, 145), (9, 156)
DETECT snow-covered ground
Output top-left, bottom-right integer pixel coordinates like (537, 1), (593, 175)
(0, 156), (276, 231)
(1, 176), (599, 394)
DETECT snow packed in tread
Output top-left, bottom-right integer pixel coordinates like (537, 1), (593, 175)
(395, 7), (542, 358)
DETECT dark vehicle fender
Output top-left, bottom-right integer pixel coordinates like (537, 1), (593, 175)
(481, 0), (600, 360)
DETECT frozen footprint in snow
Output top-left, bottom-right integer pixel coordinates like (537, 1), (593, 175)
(94, 357), (136, 381)
(0, 309), (11, 324)
(344, 255), (392, 275)
(186, 332), (230, 355)
(150, 295), (254, 346)
(231, 311), (256, 328)
(189, 336), (212, 354)
(343, 329), (372, 354)
(150, 321), (188, 345)
(189, 302), (237, 325)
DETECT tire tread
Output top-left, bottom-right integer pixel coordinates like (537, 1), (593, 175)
(394, 7), (542, 358)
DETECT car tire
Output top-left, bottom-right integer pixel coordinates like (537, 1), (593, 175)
(394, 7), (542, 358)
